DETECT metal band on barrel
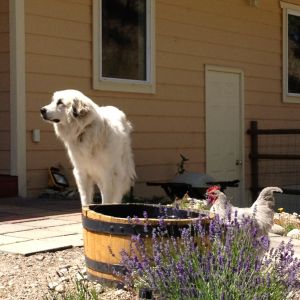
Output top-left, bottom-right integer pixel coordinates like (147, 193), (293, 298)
(82, 214), (183, 237)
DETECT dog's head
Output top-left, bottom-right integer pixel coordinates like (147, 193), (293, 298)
(40, 90), (90, 125)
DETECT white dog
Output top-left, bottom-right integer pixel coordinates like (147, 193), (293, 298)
(40, 89), (136, 206)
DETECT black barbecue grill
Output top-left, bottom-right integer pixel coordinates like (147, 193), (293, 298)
(147, 172), (239, 200)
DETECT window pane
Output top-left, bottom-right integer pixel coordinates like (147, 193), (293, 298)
(288, 14), (300, 94)
(102, 0), (147, 81)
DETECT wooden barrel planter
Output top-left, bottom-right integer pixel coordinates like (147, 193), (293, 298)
(82, 204), (207, 286)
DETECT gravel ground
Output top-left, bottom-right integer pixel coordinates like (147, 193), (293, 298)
(0, 247), (135, 300)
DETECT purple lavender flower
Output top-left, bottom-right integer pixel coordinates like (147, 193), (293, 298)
(133, 215), (140, 224)
(142, 211), (149, 234)
(158, 216), (165, 228)
(118, 210), (300, 299)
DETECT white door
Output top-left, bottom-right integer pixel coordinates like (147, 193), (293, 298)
(205, 65), (245, 206)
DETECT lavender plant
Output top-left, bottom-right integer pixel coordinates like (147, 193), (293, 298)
(119, 213), (300, 300)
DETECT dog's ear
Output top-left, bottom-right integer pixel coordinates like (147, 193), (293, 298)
(72, 98), (89, 118)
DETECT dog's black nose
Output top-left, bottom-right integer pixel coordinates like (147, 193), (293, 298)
(40, 107), (47, 115)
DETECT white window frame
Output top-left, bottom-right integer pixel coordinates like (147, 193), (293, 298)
(93, 0), (155, 93)
(281, 1), (300, 103)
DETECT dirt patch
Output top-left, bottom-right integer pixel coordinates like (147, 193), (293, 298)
(0, 247), (134, 300)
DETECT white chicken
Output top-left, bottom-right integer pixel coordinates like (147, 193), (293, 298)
(206, 186), (283, 235)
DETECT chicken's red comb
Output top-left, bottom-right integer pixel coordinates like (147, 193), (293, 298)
(206, 185), (220, 193)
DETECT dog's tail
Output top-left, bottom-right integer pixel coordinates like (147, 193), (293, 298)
(125, 119), (136, 179)
(125, 141), (137, 186)
(121, 118), (136, 190)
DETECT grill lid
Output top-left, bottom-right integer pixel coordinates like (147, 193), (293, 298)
(172, 172), (215, 188)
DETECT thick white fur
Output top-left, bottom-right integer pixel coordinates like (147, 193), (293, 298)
(41, 89), (136, 206)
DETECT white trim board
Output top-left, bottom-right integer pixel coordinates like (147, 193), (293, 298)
(9, 0), (27, 197)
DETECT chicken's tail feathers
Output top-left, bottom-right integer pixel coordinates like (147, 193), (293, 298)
(260, 186), (283, 195)
(253, 186), (282, 209)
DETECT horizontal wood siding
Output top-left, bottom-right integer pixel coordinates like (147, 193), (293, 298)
(25, 0), (300, 200)
(0, 0), (10, 174)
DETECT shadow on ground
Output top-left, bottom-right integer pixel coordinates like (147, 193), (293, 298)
(0, 197), (81, 222)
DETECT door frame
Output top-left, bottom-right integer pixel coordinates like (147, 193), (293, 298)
(205, 65), (245, 204)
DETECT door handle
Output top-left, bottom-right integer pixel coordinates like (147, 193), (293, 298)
(235, 160), (242, 166)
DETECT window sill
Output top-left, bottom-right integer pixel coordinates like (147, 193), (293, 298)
(93, 78), (156, 94)
(283, 94), (300, 104)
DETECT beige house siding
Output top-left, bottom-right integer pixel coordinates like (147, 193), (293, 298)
(25, 0), (92, 194)
(0, 0), (10, 174)
(24, 0), (300, 198)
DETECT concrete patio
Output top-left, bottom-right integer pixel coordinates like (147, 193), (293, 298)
(0, 197), (83, 255)
(0, 197), (300, 258)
